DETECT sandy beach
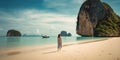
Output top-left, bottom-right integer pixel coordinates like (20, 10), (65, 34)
(0, 37), (120, 60)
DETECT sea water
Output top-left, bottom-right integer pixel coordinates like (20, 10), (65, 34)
(0, 36), (101, 49)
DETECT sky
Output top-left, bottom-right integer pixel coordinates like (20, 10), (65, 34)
(0, 0), (120, 36)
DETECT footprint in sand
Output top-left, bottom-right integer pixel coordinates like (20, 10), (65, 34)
(99, 54), (101, 56)
(101, 50), (104, 52)
(108, 53), (112, 55)
(117, 58), (119, 60)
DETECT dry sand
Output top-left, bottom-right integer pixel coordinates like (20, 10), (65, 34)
(0, 37), (120, 60)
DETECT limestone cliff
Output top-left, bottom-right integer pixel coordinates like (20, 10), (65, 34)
(76, 0), (120, 37)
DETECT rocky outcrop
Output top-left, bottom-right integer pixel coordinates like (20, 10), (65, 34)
(67, 33), (72, 36)
(7, 30), (21, 36)
(60, 31), (72, 37)
(76, 0), (120, 37)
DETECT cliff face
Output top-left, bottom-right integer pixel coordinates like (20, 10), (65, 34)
(7, 30), (21, 36)
(76, 0), (120, 37)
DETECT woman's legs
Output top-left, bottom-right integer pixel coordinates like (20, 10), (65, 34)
(57, 46), (62, 52)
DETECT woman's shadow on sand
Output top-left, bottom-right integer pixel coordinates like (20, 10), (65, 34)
(42, 50), (65, 54)
(42, 50), (58, 54)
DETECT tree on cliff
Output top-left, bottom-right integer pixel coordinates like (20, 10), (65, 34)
(94, 3), (120, 37)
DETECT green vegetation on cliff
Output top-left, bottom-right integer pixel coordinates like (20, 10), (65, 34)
(94, 3), (120, 37)
(77, 0), (120, 37)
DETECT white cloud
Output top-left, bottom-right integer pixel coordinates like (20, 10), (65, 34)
(43, 0), (85, 15)
(0, 9), (77, 36)
(0, 0), (87, 36)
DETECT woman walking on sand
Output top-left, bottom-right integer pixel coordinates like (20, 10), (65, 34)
(57, 34), (62, 51)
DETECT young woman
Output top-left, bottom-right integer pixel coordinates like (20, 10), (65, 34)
(57, 34), (62, 51)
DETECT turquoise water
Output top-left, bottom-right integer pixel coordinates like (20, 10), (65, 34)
(0, 36), (101, 49)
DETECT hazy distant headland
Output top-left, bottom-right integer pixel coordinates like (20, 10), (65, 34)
(76, 0), (120, 37)
(5, 30), (72, 37)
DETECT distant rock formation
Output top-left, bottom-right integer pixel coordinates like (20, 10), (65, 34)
(61, 31), (67, 36)
(67, 33), (72, 36)
(76, 0), (120, 37)
(60, 31), (72, 36)
(7, 30), (21, 36)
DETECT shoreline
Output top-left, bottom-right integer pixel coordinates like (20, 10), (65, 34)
(0, 36), (107, 51)
(0, 37), (108, 56)
(0, 37), (120, 60)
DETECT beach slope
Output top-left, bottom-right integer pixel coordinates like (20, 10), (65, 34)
(0, 37), (120, 60)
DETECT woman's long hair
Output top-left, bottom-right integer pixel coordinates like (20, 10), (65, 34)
(58, 34), (61, 38)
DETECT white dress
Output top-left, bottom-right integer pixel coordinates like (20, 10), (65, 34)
(57, 37), (62, 49)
